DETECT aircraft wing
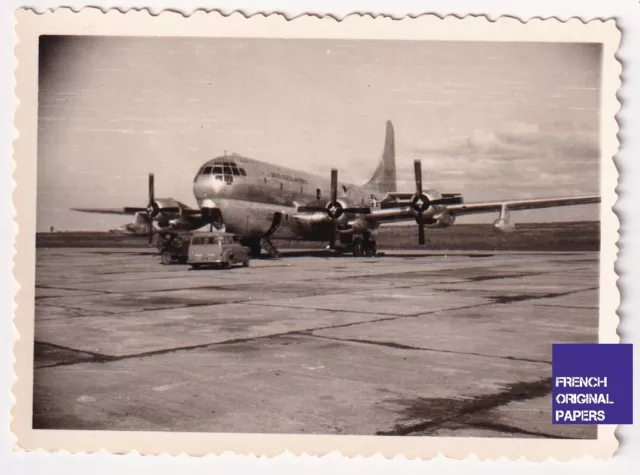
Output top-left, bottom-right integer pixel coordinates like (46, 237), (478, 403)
(72, 206), (203, 217)
(364, 195), (599, 225)
(446, 195), (600, 216)
(71, 207), (147, 215)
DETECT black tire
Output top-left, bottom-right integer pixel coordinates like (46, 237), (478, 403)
(352, 238), (364, 257)
(191, 264), (201, 270)
(250, 243), (262, 258)
(161, 251), (173, 265)
(242, 260), (250, 267)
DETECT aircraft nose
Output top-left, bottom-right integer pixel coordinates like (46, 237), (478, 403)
(193, 174), (228, 200)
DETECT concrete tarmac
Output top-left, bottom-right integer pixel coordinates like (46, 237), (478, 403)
(33, 247), (599, 438)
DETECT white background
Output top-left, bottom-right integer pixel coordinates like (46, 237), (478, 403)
(1, 1), (639, 474)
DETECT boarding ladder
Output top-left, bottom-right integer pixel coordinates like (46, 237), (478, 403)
(261, 238), (280, 258)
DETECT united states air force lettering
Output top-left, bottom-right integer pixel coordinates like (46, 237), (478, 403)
(270, 172), (308, 184)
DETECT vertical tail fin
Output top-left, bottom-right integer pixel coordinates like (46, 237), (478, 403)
(364, 120), (396, 193)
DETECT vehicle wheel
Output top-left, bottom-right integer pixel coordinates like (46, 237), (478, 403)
(242, 260), (250, 267)
(191, 264), (201, 270)
(161, 251), (173, 265)
(352, 238), (364, 257)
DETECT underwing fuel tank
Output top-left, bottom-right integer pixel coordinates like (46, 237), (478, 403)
(493, 218), (515, 233)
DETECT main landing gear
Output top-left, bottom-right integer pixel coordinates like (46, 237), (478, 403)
(338, 232), (377, 257)
(242, 237), (280, 259)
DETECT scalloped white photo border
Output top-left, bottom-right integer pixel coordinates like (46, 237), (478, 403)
(10, 8), (622, 460)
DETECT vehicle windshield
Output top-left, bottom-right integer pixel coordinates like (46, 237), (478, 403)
(191, 235), (233, 245)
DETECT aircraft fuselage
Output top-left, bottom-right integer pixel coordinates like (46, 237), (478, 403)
(192, 154), (380, 240)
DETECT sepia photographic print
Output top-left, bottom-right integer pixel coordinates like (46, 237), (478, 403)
(12, 10), (620, 459)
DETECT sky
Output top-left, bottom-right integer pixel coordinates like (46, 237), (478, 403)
(37, 36), (602, 231)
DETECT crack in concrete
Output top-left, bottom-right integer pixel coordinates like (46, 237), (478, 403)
(34, 300), (498, 368)
(376, 377), (552, 436)
(302, 333), (552, 364)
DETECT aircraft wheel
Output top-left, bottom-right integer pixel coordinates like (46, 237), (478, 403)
(160, 251), (173, 265)
(352, 238), (364, 257)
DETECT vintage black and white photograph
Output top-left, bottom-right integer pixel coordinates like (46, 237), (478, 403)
(12, 10), (620, 458)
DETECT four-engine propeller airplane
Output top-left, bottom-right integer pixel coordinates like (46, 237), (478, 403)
(73, 121), (600, 257)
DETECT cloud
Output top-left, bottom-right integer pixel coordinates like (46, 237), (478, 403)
(414, 121), (599, 162)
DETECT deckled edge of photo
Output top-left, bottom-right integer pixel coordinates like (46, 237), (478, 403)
(10, 7), (622, 461)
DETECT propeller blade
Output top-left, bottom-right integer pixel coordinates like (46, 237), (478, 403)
(343, 207), (371, 214)
(148, 173), (155, 207)
(329, 223), (336, 249)
(297, 206), (327, 213)
(418, 219), (425, 245)
(331, 168), (338, 204)
(159, 207), (180, 214)
(146, 173), (156, 245)
(414, 160), (423, 196)
(123, 207), (148, 213)
(431, 197), (464, 206)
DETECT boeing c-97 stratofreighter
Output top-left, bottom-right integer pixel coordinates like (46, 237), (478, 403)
(73, 121), (600, 257)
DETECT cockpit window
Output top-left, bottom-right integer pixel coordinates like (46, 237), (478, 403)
(199, 160), (247, 179)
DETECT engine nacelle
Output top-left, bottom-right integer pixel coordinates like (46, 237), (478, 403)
(427, 212), (455, 229)
(344, 216), (370, 234)
(493, 218), (515, 233)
